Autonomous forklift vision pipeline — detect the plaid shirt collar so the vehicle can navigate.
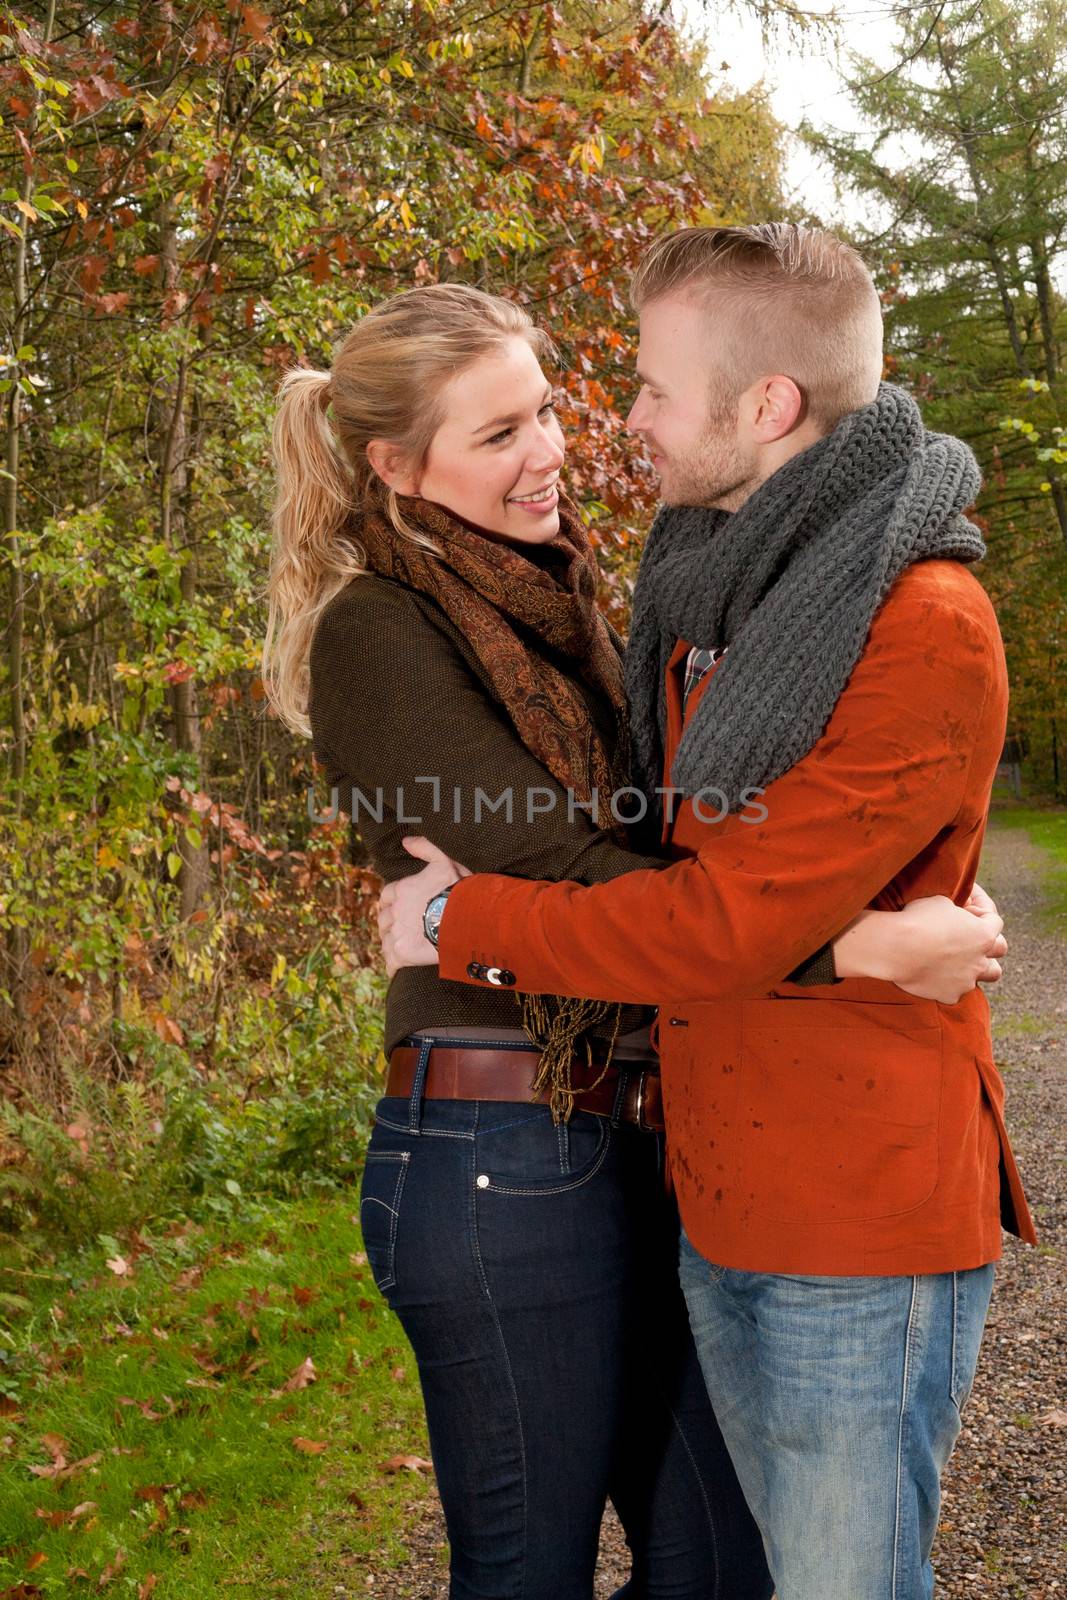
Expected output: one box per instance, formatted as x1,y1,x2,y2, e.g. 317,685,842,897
682,644,727,716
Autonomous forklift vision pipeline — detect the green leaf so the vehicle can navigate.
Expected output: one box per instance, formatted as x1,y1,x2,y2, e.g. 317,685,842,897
167,851,182,879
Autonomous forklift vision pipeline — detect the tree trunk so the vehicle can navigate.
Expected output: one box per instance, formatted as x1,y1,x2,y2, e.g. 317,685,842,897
3,0,57,1060
158,190,209,921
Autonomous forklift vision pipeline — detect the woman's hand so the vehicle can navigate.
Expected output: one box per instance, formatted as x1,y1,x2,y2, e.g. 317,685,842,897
377,836,472,979
833,883,1007,1004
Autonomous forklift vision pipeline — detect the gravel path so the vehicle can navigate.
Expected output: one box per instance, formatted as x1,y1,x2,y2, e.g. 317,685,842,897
363,816,1066,1597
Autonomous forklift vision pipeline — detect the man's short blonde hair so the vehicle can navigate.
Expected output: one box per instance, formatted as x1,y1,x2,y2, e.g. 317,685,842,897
630,224,884,430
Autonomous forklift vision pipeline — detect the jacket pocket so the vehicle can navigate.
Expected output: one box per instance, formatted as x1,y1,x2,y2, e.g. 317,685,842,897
359,1150,410,1294
736,997,943,1225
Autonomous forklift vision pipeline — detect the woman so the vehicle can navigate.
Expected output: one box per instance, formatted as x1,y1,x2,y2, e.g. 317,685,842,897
262,284,1004,1600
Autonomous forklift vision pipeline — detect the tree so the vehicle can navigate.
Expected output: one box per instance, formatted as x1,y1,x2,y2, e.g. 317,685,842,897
803,0,1067,793
0,0,788,1071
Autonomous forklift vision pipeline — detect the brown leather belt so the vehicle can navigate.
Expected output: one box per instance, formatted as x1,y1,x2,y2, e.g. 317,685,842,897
386,1041,664,1132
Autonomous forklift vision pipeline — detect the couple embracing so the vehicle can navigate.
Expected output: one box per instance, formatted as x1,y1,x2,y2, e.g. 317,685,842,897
264,224,1035,1600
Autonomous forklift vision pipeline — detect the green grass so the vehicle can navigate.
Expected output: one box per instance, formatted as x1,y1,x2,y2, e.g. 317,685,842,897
0,1192,436,1596
990,804,1067,929
994,1011,1049,1039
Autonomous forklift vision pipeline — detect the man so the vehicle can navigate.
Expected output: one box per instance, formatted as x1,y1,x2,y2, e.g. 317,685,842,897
377,225,1036,1598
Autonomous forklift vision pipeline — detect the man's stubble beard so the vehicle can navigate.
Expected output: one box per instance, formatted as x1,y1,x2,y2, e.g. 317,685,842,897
659,396,759,511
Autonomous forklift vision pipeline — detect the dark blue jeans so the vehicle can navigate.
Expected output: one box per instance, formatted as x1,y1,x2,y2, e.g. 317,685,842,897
359,1036,772,1600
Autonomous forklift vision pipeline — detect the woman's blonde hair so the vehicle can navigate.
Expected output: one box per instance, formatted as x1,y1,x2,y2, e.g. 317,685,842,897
262,283,558,736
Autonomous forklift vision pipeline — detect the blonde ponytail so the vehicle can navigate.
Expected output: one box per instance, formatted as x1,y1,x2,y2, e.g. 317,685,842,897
262,367,368,738
262,283,558,736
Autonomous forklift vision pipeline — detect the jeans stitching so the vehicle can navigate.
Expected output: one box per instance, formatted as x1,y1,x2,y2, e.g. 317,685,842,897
663,1395,723,1599
892,1275,921,1600
407,1036,434,1134
477,1110,553,1136
360,1151,410,1293
403,1033,542,1053
374,1114,474,1140
467,1121,528,1598
950,1271,960,1412
482,1122,612,1196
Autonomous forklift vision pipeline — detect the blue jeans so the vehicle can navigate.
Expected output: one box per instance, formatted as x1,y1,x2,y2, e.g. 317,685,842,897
359,1037,773,1600
678,1229,995,1600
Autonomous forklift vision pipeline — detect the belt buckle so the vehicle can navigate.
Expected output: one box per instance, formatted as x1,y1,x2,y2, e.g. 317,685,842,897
634,1070,650,1132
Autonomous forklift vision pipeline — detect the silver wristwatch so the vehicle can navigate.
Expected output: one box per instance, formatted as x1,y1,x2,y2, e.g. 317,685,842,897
423,884,456,948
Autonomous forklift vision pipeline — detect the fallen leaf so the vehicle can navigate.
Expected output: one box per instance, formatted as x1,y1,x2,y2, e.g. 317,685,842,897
292,1436,328,1454
29,1449,103,1482
116,1395,173,1421
134,1485,171,1528
271,1356,317,1396
105,1256,131,1277
98,1548,126,1585
377,1454,433,1475
1038,1407,1067,1426
32,1500,97,1528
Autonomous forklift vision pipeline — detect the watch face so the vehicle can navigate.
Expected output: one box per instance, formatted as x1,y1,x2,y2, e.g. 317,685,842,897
424,893,448,944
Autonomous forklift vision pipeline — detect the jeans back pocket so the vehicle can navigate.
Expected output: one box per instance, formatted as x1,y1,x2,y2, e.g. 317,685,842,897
359,1150,410,1294
475,1106,612,1196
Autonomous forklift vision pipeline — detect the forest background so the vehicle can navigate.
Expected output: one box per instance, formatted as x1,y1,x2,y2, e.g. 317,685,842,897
3,0,1066,1288
0,1,1065,1585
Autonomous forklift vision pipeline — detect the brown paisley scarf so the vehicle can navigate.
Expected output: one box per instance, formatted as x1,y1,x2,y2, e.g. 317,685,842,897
355,478,632,1120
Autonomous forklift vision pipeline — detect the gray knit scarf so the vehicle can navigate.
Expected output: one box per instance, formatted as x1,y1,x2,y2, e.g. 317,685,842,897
624,382,987,826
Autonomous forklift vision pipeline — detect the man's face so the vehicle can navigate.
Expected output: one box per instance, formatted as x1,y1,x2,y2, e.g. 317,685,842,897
626,291,759,510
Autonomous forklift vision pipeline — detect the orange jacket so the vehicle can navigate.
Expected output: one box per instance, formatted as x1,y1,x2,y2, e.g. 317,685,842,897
437,560,1036,1274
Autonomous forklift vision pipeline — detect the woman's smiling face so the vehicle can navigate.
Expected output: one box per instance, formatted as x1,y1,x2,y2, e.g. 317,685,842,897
408,337,566,543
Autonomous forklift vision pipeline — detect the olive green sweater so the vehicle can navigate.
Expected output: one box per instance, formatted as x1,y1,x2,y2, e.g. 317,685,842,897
308,570,834,1059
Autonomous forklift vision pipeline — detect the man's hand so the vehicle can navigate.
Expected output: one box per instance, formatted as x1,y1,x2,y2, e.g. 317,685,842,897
893,887,1007,1002
377,836,472,979
836,883,1007,1004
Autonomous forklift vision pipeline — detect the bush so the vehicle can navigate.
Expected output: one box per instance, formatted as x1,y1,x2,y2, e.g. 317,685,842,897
0,961,386,1272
